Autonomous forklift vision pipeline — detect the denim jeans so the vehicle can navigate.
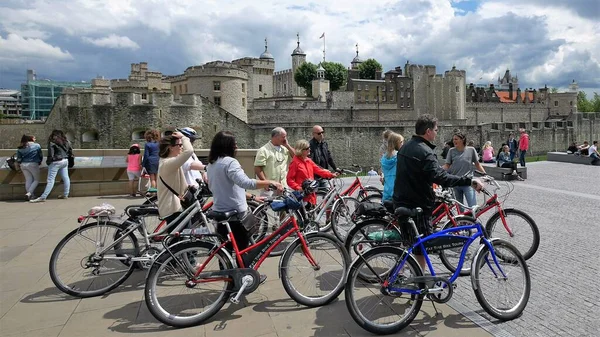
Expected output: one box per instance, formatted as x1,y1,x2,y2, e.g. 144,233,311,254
519,150,527,167
453,185,477,211
40,159,70,199
20,162,40,195
509,151,516,161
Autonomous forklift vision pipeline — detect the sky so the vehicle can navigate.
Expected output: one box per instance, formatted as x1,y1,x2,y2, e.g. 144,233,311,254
0,0,598,96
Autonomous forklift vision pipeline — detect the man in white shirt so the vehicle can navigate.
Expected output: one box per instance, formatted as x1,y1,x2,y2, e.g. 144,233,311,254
254,127,295,197
589,141,599,163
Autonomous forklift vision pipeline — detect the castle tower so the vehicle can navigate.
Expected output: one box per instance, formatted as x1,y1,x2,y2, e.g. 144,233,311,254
568,79,579,93
312,63,330,101
291,33,307,96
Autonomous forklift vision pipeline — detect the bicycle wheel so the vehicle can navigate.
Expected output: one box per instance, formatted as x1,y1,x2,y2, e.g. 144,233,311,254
49,221,139,297
280,232,349,307
345,246,423,335
438,215,478,276
145,240,234,328
252,203,303,256
485,208,539,260
471,239,530,321
331,196,361,242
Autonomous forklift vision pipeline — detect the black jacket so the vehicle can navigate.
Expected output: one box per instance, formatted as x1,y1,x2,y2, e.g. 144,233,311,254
47,141,72,165
309,138,337,177
393,136,472,215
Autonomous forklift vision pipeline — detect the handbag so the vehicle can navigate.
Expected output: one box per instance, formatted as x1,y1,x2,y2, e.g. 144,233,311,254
6,153,20,171
67,145,75,168
160,176,195,209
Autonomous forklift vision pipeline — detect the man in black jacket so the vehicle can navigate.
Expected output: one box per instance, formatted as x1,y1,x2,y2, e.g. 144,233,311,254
309,125,338,187
393,114,483,268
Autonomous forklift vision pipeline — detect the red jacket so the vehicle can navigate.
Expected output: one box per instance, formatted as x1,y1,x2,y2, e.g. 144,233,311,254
287,156,335,204
519,133,529,151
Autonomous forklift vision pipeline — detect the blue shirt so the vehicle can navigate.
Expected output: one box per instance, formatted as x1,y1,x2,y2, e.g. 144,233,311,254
207,157,257,213
380,151,398,201
17,142,43,164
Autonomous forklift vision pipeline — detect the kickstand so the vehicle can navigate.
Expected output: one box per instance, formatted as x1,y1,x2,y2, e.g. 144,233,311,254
428,296,440,316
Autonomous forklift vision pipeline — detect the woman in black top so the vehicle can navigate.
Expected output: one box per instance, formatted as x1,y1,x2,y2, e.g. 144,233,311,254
30,130,73,202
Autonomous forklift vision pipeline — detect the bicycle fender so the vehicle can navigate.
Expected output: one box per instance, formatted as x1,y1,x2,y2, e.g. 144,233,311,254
470,237,514,290
277,232,332,279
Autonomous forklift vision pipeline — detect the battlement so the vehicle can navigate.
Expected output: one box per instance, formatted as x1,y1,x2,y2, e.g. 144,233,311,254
232,57,275,68
110,79,148,89
183,62,248,79
274,69,293,75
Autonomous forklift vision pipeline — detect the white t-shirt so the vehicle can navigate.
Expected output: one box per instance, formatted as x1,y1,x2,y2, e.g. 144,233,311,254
589,145,598,157
182,154,204,187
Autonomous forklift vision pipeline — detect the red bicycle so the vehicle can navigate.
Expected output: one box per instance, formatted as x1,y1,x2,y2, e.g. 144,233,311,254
144,188,350,328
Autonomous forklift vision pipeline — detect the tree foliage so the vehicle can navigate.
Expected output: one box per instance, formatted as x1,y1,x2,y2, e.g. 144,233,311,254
294,62,318,96
550,87,559,93
321,61,347,91
577,91,600,112
358,59,383,80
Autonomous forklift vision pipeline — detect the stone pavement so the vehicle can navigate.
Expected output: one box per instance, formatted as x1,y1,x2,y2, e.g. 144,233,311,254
0,190,490,337
0,161,598,336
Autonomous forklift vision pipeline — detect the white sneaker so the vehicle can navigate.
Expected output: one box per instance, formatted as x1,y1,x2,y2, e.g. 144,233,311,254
30,197,45,203
58,195,68,199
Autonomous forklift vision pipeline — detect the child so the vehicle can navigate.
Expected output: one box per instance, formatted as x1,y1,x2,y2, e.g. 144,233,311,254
126,144,142,197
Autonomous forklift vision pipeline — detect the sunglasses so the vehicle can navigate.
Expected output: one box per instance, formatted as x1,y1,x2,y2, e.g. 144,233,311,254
316,131,324,135
172,143,183,147
302,147,310,151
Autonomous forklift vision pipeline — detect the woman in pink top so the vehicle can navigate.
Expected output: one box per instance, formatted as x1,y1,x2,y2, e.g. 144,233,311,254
126,144,142,197
481,141,495,163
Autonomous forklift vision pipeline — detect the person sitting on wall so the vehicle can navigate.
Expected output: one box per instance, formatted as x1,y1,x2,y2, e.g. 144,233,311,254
577,141,590,156
588,141,600,164
567,142,578,154
498,145,524,181
481,141,495,164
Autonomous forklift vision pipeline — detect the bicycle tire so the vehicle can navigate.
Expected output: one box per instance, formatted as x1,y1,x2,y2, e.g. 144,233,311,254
345,246,424,335
145,240,235,328
49,221,139,298
471,239,530,320
330,196,361,242
437,215,478,276
280,232,349,307
344,217,394,260
485,208,539,260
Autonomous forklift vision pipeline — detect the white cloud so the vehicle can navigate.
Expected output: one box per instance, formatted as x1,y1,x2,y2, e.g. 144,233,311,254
83,34,140,50
0,33,73,61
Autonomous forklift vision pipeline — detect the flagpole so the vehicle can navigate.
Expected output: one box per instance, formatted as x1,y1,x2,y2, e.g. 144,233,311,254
323,34,326,62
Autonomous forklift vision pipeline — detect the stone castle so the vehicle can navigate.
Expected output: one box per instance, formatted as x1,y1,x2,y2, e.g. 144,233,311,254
1,35,598,169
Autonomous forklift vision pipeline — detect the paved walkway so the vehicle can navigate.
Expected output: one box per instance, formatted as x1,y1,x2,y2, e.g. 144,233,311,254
1,161,598,336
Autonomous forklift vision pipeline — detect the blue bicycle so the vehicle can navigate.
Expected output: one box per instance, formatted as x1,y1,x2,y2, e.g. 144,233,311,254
344,207,531,335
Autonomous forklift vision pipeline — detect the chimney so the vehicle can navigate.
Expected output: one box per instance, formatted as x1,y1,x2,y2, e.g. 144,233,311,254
516,87,522,103
524,89,530,104
509,83,514,101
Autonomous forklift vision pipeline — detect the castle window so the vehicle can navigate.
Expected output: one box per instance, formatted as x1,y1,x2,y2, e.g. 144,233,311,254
554,101,558,107
407,103,410,108
365,84,369,91
472,92,476,97
184,84,188,93
242,83,246,93
400,92,404,98
141,93,147,100
365,95,369,102
283,83,287,91
179,85,182,94
259,84,263,92
357,94,362,101
400,103,404,108
400,82,403,88
82,130,99,142
390,95,394,102
408,82,411,87
357,84,361,91
242,98,246,107
407,92,411,98
382,96,386,102
173,86,177,95
383,85,386,91
213,81,221,91
390,85,394,91
214,97,221,106
456,86,459,92
570,101,573,106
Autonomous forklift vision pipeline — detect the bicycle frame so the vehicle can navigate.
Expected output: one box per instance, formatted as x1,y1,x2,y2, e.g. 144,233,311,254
189,210,318,282
380,222,507,295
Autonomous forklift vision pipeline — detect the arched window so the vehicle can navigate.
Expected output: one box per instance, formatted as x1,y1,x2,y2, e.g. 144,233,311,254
131,130,146,140
82,130,99,142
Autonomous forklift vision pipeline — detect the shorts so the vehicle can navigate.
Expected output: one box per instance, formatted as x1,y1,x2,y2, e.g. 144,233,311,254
398,214,432,255
127,170,141,180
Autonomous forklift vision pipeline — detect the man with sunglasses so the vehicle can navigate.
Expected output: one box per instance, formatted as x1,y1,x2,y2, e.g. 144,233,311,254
254,127,295,196
309,125,339,188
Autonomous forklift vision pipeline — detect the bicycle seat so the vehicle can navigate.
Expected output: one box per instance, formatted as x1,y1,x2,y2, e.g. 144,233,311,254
206,210,239,222
394,207,422,218
383,200,395,213
127,207,159,217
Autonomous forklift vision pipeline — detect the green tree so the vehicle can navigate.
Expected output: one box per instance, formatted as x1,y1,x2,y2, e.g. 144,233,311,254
577,91,592,112
321,61,347,91
294,62,318,96
550,87,559,93
358,58,383,80
590,93,600,112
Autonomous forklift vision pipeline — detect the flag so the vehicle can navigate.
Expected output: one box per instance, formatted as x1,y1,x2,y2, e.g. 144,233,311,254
319,32,325,39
